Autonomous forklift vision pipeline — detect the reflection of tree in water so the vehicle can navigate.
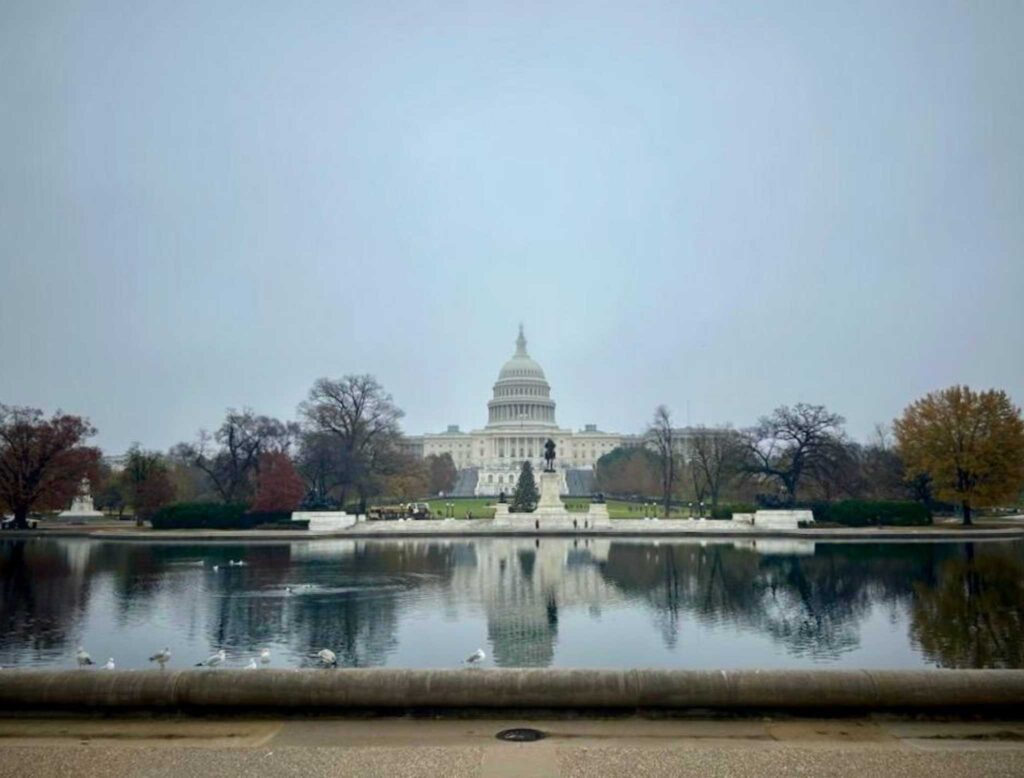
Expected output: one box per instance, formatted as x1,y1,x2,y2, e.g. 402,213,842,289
277,542,462,667
0,540,88,660
911,543,1024,668
600,542,958,660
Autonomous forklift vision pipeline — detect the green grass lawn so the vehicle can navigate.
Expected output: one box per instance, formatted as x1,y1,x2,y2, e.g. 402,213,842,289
604,500,693,519
412,496,699,520
421,497,496,519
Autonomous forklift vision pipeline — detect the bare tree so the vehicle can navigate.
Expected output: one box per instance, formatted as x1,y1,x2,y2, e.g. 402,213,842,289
176,409,297,503
299,375,404,509
647,405,677,518
688,426,744,514
742,403,846,505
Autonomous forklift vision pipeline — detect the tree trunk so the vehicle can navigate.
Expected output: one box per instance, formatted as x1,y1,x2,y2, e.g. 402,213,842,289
962,500,972,526
12,506,29,530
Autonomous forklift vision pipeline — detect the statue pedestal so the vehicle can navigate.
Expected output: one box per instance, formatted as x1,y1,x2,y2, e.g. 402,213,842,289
535,471,564,516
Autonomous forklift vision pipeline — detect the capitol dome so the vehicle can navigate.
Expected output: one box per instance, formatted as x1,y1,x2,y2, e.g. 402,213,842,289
487,326,557,428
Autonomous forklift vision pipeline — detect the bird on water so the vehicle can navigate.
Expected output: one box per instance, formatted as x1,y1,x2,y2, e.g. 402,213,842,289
465,648,486,665
149,647,171,666
196,649,227,667
317,649,337,667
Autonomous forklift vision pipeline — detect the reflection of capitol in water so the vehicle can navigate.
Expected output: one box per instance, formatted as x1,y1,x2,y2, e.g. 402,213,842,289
450,538,618,667
290,538,623,667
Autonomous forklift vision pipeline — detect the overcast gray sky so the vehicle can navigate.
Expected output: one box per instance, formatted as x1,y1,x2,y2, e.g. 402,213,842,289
1,0,1021,454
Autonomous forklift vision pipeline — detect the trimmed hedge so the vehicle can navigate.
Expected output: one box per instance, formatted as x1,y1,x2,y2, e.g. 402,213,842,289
711,503,756,519
805,500,932,527
150,503,296,530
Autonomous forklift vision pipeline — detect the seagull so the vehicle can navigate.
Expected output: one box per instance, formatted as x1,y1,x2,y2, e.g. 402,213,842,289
284,587,293,595
104,658,115,670
465,648,486,665
76,647,94,667
259,648,271,665
317,648,337,667
195,649,227,667
245,658,258,670
212,564,219,572
149,647,171,667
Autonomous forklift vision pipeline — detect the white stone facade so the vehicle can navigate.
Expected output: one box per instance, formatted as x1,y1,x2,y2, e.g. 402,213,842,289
406,327,624,495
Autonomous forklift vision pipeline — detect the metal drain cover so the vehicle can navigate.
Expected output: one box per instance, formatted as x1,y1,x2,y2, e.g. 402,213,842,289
495,728,546,742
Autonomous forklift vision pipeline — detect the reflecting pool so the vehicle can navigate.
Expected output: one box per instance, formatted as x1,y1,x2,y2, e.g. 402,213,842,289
1,537,1022,670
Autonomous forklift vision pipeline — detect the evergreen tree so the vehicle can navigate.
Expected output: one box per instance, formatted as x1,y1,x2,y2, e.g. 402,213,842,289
512,460,539,513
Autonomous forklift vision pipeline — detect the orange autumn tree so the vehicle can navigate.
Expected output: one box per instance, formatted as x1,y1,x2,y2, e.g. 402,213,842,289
252,451,305,513
894,386,1024,525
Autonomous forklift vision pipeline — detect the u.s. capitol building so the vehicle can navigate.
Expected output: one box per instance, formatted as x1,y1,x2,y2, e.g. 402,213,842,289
401,327,628,496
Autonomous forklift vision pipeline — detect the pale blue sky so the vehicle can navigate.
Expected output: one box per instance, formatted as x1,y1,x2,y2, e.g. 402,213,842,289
1,0,1021,453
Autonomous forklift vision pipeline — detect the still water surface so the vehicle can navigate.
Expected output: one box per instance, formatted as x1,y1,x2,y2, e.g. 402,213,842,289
1,537,1022,671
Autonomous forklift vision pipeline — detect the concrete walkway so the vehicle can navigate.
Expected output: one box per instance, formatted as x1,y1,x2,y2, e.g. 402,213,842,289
1,716,1022,777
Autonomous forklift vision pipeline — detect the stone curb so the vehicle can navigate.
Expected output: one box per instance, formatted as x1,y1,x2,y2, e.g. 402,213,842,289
4,526,1024,542
0,670,1021,711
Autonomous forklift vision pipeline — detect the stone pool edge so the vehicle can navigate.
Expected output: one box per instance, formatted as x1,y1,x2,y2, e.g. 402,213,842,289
4,523,1024,543
0,669,1021,713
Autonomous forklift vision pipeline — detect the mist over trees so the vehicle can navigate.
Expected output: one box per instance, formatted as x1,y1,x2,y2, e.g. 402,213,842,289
6,379,1022,520
596,392,1024,514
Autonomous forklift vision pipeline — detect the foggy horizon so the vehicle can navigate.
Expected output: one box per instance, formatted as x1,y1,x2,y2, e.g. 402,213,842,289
2,0,1022,454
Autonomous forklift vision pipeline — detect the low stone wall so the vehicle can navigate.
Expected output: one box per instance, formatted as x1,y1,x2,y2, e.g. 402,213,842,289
0,669,1021,713
291,512,359,532
753,510,815,530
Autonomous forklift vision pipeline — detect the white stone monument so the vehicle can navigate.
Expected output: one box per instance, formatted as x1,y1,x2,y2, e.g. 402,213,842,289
58,479,104,518
534,471,565,516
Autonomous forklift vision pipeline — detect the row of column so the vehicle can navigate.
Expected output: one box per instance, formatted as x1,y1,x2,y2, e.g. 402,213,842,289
493,436,550,459
490,404,554,423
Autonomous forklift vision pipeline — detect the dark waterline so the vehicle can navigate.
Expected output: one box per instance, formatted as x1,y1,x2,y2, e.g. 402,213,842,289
1,537,1022,671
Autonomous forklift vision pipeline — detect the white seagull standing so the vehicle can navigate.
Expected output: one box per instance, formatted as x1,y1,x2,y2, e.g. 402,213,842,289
195,649,227,668
149,647,171,667
76,647,94,667
317,649,337,667
259,648,271,665
465,648,486,665
104,658,115,670
245,658,258,670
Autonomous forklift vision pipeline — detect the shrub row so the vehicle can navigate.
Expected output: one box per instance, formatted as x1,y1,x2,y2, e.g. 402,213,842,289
804,500,932,527
150,502,296,530
711,504,756,519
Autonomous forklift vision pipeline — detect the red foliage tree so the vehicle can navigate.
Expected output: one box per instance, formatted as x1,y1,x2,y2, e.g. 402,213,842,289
0,406,100,528
252,452,305,513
